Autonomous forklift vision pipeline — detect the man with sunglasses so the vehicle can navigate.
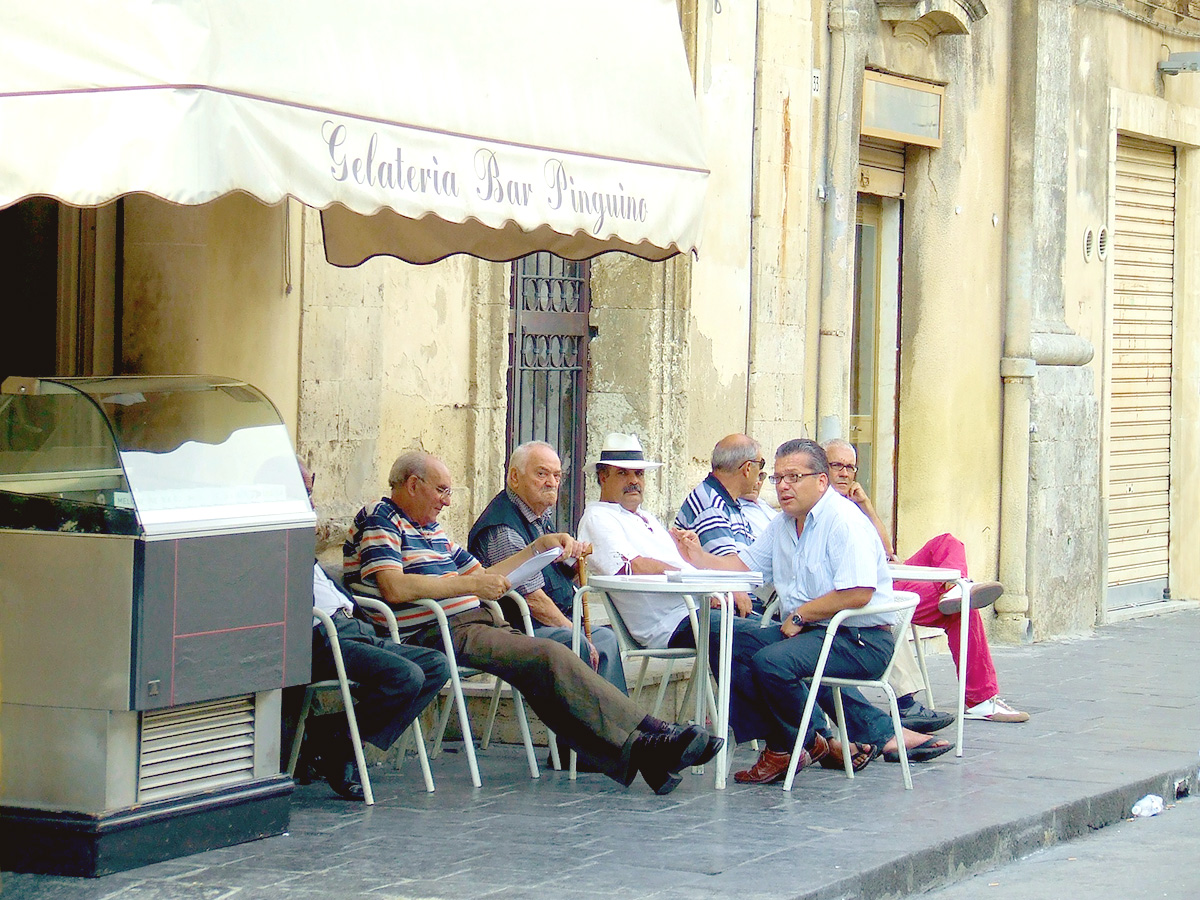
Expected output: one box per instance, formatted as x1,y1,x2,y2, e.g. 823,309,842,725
674,434,766,617
675,438,953,785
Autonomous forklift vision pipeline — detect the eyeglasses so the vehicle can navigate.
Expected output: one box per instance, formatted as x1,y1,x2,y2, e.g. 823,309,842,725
418,475,453,499
829,462,858,474
744,457,766,470
755,470,767,482
769,472,821,485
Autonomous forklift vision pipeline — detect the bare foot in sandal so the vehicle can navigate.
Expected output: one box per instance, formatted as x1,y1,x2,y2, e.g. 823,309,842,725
821,737,882,772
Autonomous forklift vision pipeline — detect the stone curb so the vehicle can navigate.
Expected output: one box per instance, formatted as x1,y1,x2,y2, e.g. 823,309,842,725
805,764,1198,900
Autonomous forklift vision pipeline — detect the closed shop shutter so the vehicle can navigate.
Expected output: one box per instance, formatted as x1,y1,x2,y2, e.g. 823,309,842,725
1107,136,1175,608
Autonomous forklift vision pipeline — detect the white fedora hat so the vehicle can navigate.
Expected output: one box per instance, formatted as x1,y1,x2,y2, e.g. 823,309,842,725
590,433,662,471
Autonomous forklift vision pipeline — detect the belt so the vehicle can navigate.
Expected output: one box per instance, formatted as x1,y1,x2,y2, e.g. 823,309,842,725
332,607,354,620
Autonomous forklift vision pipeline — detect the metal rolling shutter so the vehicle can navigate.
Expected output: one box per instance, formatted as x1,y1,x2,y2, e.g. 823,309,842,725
1107,136,1175,607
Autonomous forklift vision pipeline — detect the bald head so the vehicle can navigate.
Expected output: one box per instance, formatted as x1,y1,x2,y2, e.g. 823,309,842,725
708,433,764,498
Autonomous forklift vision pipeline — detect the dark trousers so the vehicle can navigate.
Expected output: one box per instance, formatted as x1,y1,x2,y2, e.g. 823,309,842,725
311,615,451,752
727,623,895,752
412,609,645,781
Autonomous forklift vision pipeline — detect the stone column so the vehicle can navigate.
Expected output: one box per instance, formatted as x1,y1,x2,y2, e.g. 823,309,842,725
999,0,1101,641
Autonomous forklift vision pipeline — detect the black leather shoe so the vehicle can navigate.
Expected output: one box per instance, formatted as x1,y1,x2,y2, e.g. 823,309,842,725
663,723,724,766
632,725,711,794
326,759,365,801
900,701,955,734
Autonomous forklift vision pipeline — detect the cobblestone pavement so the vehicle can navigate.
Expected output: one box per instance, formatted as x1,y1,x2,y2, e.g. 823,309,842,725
6,607,1199,900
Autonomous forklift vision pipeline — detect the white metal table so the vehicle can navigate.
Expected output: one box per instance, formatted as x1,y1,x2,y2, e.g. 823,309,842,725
888,563,974,757
573,572,762,789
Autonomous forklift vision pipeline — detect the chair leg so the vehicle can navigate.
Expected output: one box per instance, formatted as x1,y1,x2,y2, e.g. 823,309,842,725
650,659,675,720
783,681,826,792
480,677,504,750
286,686,317,776
444,666,483,788
831,687,853,780
882,684,913,790
910,623,935,710
325,646,375,805
430,690,454,759
511,689,541,779
631,657,651,706
547,729,561,771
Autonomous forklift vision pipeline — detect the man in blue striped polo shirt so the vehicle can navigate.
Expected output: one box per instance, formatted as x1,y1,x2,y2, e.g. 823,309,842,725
675,433,765,617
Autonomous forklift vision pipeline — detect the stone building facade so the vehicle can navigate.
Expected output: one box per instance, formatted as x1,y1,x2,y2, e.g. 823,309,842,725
8,0,1200,642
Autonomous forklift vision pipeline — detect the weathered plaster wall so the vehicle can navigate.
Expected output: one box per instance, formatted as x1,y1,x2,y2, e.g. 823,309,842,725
683,0,757,489
748,0,815,492
295,207,509,548
121,195,302,436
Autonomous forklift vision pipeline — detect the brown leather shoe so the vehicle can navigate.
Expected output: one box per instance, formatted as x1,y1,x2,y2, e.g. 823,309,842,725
734,748,792,784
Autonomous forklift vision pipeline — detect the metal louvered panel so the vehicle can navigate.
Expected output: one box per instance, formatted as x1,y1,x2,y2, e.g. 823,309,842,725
1107,136,1175,603
138,696,255,803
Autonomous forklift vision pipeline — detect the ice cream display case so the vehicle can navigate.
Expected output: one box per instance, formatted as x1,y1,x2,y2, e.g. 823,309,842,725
0,375,315,876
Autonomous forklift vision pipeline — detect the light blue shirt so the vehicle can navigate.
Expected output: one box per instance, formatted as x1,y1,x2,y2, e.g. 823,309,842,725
737,487,895,627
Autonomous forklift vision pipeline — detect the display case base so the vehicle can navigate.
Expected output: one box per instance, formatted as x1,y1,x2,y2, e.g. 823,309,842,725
0,775,293,877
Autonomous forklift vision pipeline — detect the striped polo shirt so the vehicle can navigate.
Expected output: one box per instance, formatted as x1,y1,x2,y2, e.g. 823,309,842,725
344,496,482,632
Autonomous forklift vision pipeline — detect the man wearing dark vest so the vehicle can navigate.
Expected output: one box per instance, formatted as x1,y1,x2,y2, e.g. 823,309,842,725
469,441,627,694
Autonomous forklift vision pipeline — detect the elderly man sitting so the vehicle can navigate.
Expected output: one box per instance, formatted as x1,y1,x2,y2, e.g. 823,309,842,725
343,449,720,794
469,440,626,691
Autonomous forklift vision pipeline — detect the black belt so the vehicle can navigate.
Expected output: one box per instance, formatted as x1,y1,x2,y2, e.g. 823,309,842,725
332,607,354,620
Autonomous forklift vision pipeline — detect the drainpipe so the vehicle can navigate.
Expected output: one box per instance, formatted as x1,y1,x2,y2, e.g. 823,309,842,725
815,2,862,442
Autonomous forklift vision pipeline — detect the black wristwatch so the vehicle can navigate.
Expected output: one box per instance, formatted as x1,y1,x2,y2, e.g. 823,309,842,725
790,612,804,627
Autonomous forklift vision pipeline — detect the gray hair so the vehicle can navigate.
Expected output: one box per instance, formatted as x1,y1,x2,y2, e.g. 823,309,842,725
775,438,829,475
388,450,432,488
821,438,855,457
711,435,761,472
509,440,556,472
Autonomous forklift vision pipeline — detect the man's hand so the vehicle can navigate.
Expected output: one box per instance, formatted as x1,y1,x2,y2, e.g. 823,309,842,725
708,591,753,617
586,639,600,671
780,606,805,638
459,572,511,601
847,481,870,505
669,527,702,561
534,533,590,561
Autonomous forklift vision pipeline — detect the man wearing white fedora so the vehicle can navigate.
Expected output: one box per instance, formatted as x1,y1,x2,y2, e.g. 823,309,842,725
578,434,761,652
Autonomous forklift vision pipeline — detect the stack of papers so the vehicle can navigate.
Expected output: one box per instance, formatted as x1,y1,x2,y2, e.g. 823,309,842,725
667,569,764,587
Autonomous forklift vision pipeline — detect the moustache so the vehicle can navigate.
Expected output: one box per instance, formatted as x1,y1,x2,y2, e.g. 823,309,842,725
623,485,641,493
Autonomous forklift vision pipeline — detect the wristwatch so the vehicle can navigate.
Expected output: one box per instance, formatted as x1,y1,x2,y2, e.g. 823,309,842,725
790,612,804,627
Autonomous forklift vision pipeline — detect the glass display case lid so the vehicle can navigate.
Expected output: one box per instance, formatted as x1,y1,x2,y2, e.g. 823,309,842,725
0,375,316,538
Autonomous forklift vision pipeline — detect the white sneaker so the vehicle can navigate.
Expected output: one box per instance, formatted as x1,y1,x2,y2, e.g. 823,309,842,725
964,696,1029,723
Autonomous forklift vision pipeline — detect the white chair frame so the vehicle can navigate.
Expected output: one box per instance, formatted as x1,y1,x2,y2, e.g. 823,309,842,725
286,605,435,802
570,584,718,772
399,594,545,786
782,592,921,792
478,591,562,772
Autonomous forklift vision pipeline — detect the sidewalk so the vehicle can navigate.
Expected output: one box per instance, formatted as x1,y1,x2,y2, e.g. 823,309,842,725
7,607,1200,900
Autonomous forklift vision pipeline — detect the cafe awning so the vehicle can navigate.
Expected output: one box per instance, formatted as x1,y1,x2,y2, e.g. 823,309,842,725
0,1,708,265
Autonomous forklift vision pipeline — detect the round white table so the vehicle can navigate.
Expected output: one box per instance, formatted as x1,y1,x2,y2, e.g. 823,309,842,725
573,572,763,789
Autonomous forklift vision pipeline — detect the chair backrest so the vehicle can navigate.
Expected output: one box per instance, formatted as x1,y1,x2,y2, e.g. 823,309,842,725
854,592,920,684
580,585,643,654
